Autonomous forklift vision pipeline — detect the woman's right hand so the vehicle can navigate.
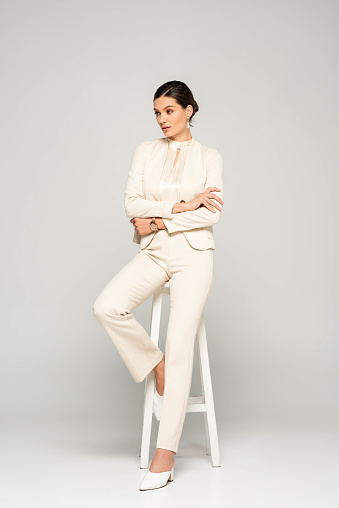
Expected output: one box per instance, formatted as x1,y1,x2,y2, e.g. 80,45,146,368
184,187,224,213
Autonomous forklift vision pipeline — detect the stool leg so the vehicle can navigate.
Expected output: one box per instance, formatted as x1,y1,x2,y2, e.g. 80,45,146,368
197,338,212,457
139,371,155,468
139,290,163,468
197,314,221,467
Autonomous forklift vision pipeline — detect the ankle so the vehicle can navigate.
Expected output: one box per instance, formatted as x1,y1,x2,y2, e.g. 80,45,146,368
153,355,165,396
156,448,175,458
153,354,165,374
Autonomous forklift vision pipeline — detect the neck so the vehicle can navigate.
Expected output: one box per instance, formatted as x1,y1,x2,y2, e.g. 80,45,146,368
168,130,192,142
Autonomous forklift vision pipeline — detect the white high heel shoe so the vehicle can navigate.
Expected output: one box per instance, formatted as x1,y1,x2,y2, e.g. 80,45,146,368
153,386,163,421
139,466,174,491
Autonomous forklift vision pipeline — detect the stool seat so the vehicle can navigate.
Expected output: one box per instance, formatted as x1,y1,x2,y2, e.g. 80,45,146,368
139,281,221,468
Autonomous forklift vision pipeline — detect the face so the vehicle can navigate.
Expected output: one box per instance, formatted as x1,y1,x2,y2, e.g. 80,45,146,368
153,96,193,139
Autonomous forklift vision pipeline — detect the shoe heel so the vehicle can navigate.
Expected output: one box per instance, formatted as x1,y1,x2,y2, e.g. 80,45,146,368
168,467,174,481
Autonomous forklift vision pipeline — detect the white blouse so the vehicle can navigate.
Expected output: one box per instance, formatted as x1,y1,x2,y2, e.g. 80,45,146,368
158,137,192,204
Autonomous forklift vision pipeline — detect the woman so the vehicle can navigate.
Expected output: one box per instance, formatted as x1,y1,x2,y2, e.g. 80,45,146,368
92,80,224,491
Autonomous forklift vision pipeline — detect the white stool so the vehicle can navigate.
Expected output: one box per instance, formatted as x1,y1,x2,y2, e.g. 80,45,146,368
139,281,221,468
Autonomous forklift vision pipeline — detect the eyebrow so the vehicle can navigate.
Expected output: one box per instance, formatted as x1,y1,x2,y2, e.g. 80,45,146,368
153,104,175,111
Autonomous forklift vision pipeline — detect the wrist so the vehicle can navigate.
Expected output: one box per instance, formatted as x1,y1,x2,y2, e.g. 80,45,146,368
149,217,159,232
172,201,188,214
155,218,165,230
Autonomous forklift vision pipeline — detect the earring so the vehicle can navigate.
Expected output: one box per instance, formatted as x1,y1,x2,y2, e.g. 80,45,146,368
187,116,190,128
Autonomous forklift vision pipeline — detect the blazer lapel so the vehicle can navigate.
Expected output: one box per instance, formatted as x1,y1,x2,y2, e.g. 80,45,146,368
178,137,206,202
143,138,168,200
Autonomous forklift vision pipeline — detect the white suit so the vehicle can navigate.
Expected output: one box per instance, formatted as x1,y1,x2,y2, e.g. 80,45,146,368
93,136,223,454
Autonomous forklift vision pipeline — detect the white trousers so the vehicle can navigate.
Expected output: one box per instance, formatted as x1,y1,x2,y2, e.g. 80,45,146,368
92,229,214,454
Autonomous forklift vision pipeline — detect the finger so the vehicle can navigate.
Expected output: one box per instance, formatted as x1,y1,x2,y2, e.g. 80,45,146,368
201,200,217,212
209,199,222,211
205,198,222,211
209,193,224,205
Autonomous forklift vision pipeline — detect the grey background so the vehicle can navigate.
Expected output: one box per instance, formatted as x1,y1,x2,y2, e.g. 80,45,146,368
1,0,338,506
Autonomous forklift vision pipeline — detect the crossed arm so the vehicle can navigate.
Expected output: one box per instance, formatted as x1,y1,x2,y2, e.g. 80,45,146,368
124,141,224,234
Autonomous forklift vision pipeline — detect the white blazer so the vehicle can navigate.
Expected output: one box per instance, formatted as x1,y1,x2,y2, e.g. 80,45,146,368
124,136,223,251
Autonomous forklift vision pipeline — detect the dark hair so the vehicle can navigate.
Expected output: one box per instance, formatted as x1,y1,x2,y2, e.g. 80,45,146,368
153,80,199,127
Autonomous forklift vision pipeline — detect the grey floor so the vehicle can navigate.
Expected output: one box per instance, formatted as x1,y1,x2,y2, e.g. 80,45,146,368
1,416,338,508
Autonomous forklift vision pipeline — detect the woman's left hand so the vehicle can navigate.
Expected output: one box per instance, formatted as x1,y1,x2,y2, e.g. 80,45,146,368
130,217,154,235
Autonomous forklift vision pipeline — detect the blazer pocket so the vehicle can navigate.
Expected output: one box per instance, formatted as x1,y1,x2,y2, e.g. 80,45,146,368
183,230,215,251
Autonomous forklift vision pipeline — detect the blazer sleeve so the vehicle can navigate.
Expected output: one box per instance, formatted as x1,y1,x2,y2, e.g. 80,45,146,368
162,148,224,233
124,141,177,219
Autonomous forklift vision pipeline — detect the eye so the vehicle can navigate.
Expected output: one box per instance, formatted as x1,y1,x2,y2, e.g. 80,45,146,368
154,110,173,115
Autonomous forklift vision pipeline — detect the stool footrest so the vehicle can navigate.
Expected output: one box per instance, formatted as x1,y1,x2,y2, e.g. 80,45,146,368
188,395,203,404
186,403,207,412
